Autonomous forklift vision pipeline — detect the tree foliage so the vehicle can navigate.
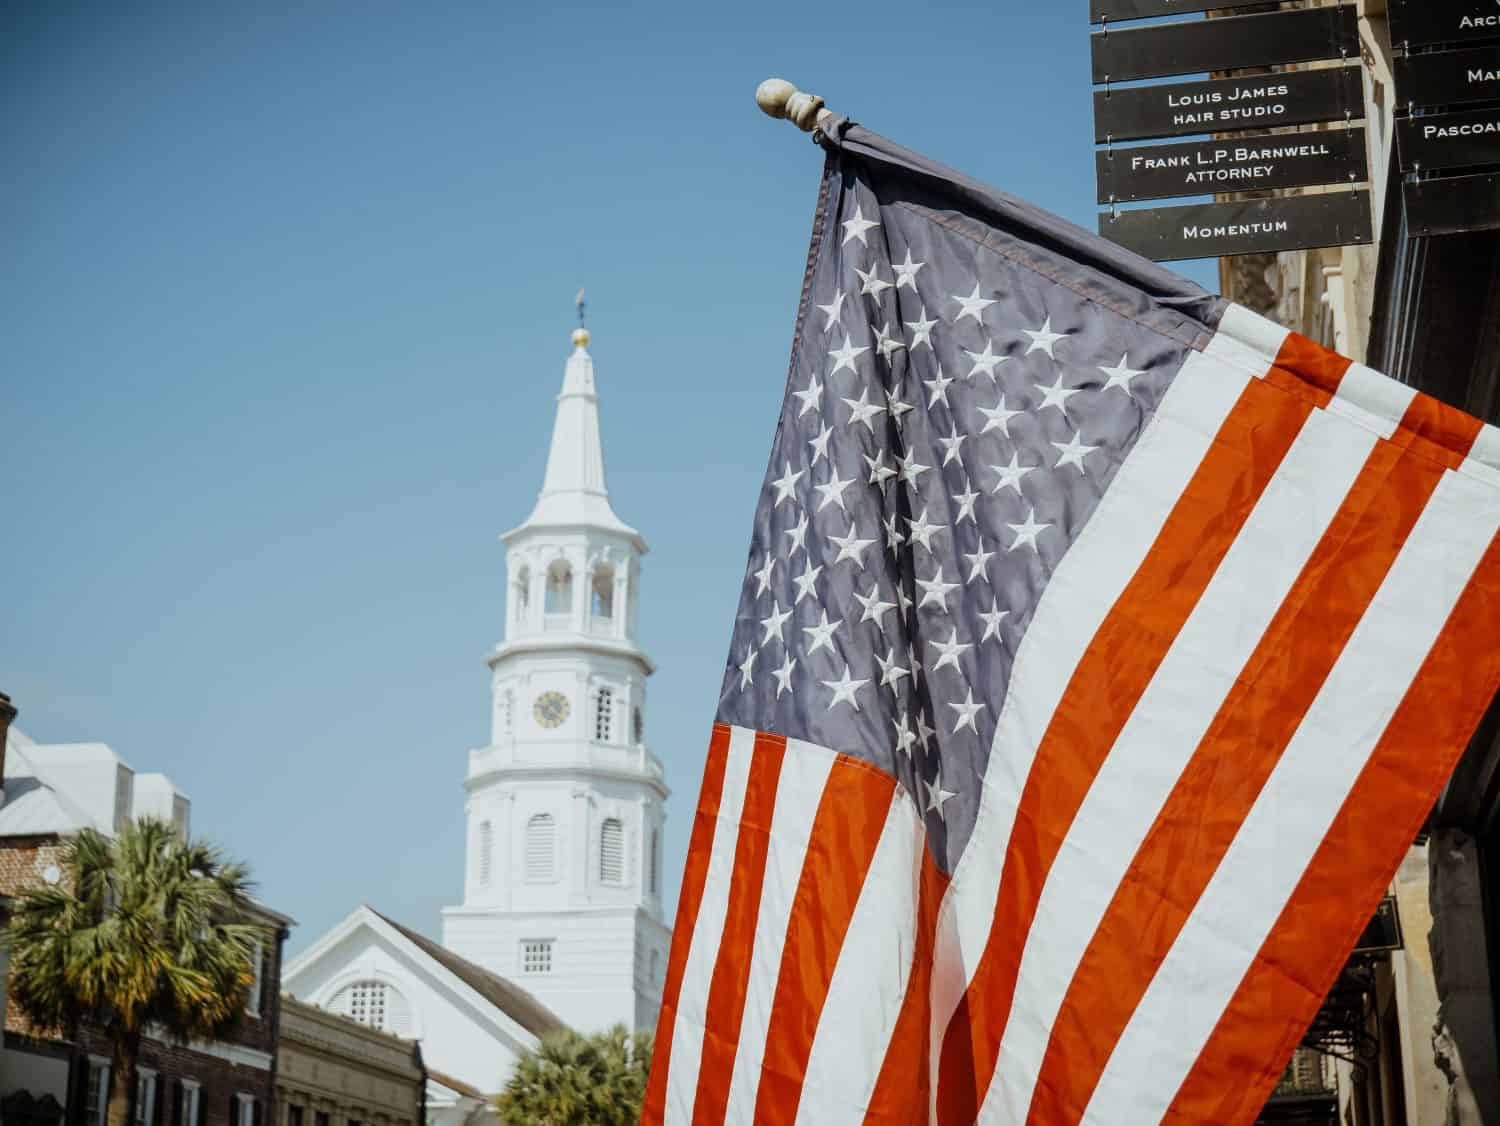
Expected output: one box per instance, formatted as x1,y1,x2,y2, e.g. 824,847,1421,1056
494,1024,653,1126
8,818,266,1126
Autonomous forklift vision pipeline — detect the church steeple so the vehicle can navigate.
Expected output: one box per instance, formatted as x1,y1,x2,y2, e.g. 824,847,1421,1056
515,299,640,541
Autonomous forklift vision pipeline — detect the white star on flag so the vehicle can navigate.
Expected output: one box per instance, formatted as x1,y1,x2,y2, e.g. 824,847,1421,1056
802,610,840,655
1053,429,1099,474
770,461,803,506
924,772,958,817
792,374,822,417
876,647,912,689
814,468,854,513
791,561,821,604
843,388,888,432
893,248,925,290
1100,353,1147,396
822,664,869,711
916,565,959,609
929,629,972,673
1036,372,1080,415
829,333,868,376
784,511,809,556
759,601,791,646
952,283,995,324
829,524,875,566
964,341,1005,383
1007,508,1051,552
906,306,938,349
1024,315,1067,357
990,452,1035,496
816,290,845,331
856,264,893,300
978,394,1021,437
840,204,880,246
771,653,797,698
925,365,954,407
854,584,897,627
949,688,984,734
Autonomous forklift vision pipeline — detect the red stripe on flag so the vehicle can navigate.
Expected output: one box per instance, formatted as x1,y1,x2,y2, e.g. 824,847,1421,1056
935,361,1328,1124
691,731,789,1125
750,757,897,1125
1393,389,1487,468
1162,527,1500,1125
862,851,949,1125
642,724,734,1125
1025,437,1445,1124
1267,331,1348,404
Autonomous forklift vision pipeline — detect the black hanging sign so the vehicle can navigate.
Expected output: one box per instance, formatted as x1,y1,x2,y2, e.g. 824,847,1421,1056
1390,1,1500,50
1091,7,1359,83
1397,106,1500,171
1352,896,1404,955
1100,191,1373,261
1098,128,1367,203
1404,172,1500,235
1094,66,1364,144
1089,0,1267,23
1395,45,1500,109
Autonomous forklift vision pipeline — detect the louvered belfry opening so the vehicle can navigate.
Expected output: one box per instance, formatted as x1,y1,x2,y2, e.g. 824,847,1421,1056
600,817,624,884
525,813,555,881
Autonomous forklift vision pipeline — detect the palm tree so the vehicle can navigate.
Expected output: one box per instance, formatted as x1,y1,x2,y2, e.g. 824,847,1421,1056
494,1024,652,1126
7,818,267,1126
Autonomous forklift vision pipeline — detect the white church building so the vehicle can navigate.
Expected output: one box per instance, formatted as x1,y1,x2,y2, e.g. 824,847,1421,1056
284,323,672,1109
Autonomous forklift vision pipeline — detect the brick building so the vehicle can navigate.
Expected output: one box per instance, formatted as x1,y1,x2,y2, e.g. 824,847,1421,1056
0,719,294,1126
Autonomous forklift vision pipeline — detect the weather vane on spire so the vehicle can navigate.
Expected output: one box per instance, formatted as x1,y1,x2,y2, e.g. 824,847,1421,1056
572,288,590,347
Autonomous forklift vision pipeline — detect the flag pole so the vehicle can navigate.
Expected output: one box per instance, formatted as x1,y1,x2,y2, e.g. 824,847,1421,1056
755,78,832,133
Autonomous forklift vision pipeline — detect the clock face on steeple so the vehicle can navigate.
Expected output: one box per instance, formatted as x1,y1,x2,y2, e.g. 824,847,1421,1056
533,691,570,729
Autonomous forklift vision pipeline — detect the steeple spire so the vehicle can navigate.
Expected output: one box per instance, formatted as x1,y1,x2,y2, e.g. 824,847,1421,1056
512,302,640,542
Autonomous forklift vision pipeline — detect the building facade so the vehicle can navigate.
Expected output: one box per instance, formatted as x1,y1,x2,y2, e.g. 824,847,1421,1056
0,719,293,1126
1213,3,1500,1122
274,997,424,1126
439,325,671,1034
282,904,563,1126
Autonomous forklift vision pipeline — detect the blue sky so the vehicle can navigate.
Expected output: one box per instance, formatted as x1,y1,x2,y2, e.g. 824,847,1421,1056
2,0,1216,951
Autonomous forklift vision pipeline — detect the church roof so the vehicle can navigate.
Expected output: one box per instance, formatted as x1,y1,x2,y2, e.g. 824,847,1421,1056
369,909,566,1038
508,331,644,547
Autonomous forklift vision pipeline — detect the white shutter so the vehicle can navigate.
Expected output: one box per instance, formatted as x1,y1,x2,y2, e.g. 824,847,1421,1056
600,818,624,884
525,814,556,881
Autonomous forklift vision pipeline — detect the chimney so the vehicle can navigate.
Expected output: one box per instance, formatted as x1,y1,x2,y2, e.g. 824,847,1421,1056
0,692,13,801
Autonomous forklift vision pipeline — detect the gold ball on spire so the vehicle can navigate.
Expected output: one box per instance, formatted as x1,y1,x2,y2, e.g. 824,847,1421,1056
572,327,591,347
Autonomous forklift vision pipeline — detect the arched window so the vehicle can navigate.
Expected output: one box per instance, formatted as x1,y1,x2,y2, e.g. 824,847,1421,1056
591,566,615,622
478,820,493,886
512,566,530,625
329,979,413,1037
525,813,556,881
600,817,624,884
633,706,644,744
649,828,660,895
545,561,573,615
594,686,613,742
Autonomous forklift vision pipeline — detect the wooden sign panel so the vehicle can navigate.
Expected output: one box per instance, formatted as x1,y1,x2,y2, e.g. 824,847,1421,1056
1098,128,1367,203
1397,107,1500,171
1091,7,1359,83
1404,172,1500,236
1390,1,1500,50
1094,66,1364,143
1089,0,1267,24
1396,45,1500,109
1100,192,1373,261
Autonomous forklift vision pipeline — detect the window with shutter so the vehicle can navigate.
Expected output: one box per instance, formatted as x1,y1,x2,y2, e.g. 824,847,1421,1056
600,817,624,884
133,1072,156,1126
524,813,555,881
85,1062,109,1126
594,687,613,742
478,821,493,886
328,979,412,1035
246,938,264,1016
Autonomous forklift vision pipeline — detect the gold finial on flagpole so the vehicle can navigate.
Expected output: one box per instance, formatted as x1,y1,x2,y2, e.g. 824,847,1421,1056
756,78,830,133
572,288,590,348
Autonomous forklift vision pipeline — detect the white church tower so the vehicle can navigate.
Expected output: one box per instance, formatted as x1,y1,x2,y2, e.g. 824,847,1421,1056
441,317,672,1034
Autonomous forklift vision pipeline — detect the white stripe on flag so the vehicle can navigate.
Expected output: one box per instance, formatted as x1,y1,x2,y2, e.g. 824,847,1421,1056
927,332,1259,1109
1213,304,1291,377
723,740,837,1125
663,726,757,1125
1081,466,1500,1126
977,407,1376,1125
794,791,924,1126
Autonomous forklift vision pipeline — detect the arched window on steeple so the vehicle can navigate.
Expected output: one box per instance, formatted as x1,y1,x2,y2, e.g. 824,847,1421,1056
594,687,613,742
545,561,573,626
591,565,615,631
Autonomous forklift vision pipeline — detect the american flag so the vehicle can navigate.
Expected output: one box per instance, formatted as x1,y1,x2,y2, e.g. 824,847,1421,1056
643,117,1500,1125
